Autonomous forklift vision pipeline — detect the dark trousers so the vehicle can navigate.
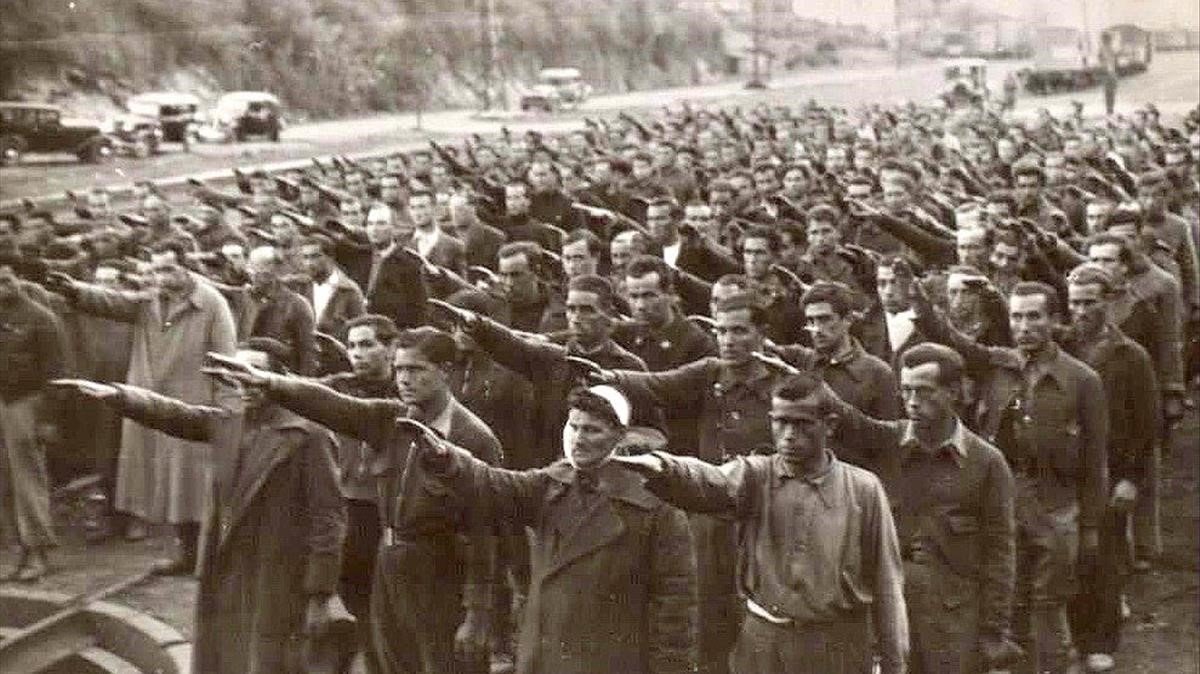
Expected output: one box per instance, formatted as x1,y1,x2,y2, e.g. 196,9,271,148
691,513,742,674
368,533,486,674
339,499,381,634
1014,485,1079,674
905,559,981,673
1069,505,1128,655
731,608,872,674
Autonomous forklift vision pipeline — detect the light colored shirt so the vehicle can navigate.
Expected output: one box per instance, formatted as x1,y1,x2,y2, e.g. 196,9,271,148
663,240,682,267
312,269,340,322
414,226,440,259
885,309,916,351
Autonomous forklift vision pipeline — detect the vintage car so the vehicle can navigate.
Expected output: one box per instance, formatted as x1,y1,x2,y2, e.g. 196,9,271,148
0,102,113,165
126,92,201,142
103,112,164,157
208,91,284,142
519,67,592,113
940,58,989,108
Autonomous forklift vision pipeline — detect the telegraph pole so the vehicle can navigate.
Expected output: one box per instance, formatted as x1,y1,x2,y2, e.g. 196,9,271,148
479,0,495,110
747,0,766,88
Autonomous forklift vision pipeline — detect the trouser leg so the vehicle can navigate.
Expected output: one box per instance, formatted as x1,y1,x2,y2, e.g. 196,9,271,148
1017,494,1080,674
905,560,981,674
177,522,200,564
732,610,871,674
369,535,473,674
1068,506,1125,656
0,396,58,549
340,499,381,654
691,513,741,674
1133,444,1161,561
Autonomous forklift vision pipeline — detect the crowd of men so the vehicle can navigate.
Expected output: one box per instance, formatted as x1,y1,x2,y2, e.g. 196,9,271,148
1,95,1198,674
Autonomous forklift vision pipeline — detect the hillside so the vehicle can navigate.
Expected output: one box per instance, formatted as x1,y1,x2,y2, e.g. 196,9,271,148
0,0,726,119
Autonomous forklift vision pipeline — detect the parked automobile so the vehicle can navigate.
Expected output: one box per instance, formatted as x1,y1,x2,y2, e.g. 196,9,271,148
0,102,113,166
209,91,284,142
104,112,163,158
519,67,592,113
125,92,201,142
940,58,989,108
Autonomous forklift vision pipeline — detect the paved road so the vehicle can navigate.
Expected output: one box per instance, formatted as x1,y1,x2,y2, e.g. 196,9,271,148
4,51,1196,203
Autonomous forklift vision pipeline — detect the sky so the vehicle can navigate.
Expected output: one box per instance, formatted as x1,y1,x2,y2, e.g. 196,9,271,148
790,0,1200,32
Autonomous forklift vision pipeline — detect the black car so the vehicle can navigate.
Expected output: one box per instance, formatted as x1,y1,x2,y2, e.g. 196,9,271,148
0,102,113,165
106,112,164,157
126,92,201,142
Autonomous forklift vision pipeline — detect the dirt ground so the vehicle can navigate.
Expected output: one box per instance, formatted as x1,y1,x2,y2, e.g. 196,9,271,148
2,401,1197,672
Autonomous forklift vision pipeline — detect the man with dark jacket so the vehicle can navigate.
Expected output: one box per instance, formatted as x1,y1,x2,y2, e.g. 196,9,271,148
205,328,501,674
1062,264,1160,672
54,343,347,674
818,343,1019,673
414,385,698,674
0,259,69,581
224,245,317,374
297,235,366,342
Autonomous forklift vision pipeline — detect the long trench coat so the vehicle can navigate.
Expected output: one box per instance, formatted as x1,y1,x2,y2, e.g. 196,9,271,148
70,278,237,523
112,386,346,674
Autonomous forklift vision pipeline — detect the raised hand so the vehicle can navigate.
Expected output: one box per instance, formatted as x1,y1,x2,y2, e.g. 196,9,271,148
49,379,120,401
565,356,614,385
750,351,800,375
428,298,478,328
200,352,273,389
43,271,77,296
609,453,666,476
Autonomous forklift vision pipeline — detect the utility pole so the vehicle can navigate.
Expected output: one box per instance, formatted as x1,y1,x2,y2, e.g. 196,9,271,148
894,0,903,69
747,0,766,89
479,0,495,110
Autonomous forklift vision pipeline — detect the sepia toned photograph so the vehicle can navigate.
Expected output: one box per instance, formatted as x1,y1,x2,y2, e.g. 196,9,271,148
0,0,1197,672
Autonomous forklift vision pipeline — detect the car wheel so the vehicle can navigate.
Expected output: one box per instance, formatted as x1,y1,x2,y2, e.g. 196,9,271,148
0,135,22,166
235,127,247,143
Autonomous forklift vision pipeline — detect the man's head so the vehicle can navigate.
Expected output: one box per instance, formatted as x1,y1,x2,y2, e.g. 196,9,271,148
1012,165,1044,209
1067,263,1117,338
147,243,192,294
1084,199,1114,235
233,345,284,409
1136,172,1170,219
504,180,532,216
86,188,112,219
752,164,780,197
945,267,989,325
298,235,334,282
346,314,399,380
740,225,778,281
565,275,616,346
527,162,557,194
407,191,435,229
496,242,539,301
782,165,809,197
683,202,716,242
801,282,856,355
955,227,991,269
1086,232,1135,285
392,327,457,408
876,257,911,314
339,198,365,229
610,230,648,276
898,343,964,431
246,245,282,293
954,202,983,231
1009,281,1060,354
625,255,674,328
142,194,169,227
562,230,602,279
805,205,841,256
645,199,677,246
769,372,831,464
562,386,630,470
365,202,395,248
712,292,766,365
379,173,404,206
343,171,366,198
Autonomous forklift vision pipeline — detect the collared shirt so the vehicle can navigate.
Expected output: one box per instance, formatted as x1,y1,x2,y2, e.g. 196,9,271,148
885,309,916,351
662,239,682,267
413,226,440,259
312,268,340,321
898,418,968,466
649,451,908,666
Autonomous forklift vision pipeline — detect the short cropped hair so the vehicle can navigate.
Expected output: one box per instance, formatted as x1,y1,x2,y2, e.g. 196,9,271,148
567,274,616,312
800,281,856,317
345,314,400,345
711,290,768,328
394,326,458,366
567,386,625,428
1010,281,1061,317
625,255,674,291
899,343,965,388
